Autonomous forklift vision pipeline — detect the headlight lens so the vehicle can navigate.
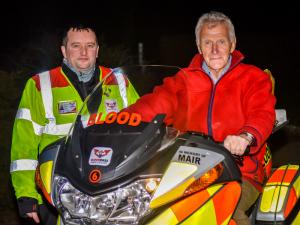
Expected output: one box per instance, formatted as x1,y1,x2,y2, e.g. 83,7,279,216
53,176,160,224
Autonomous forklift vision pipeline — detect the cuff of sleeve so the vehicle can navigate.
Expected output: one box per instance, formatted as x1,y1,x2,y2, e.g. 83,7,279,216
239,132,256,146
239,125,262,144
17,197,38,218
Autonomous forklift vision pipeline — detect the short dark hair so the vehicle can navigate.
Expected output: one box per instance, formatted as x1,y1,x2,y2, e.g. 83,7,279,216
61,23,98,46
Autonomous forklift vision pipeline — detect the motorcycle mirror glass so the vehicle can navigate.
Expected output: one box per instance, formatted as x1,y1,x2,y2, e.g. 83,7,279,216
273,109,288,133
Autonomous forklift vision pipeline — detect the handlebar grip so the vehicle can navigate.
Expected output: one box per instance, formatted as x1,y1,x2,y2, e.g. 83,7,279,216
244,146,250,155
217,141,251,166
219,142,250,155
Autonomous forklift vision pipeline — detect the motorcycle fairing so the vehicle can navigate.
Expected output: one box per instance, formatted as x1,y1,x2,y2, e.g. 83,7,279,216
150,133,241,209
148,181,241,225
256,164,300,224
150,146,225,208
36,138,65,205
54,114,168,195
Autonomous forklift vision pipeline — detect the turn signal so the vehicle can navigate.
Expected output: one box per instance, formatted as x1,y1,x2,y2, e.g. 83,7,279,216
184,163,224,196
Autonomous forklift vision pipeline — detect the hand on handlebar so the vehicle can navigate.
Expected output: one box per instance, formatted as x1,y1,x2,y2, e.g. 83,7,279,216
223,135,251,166
223,135,250,156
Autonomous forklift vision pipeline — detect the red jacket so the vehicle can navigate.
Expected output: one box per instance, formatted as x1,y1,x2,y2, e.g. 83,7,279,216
128,50,276,190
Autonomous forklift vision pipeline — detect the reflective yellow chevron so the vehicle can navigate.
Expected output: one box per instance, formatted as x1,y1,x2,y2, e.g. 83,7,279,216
40,161,53,194
147,208,179,225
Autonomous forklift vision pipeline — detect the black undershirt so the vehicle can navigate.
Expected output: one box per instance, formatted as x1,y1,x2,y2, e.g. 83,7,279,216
61,63,100,101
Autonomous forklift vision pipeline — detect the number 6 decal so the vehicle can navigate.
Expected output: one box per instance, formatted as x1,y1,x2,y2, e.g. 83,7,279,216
89,169,102,183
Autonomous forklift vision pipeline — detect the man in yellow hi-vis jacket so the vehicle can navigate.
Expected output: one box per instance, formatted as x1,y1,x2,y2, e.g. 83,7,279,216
10,24,139,225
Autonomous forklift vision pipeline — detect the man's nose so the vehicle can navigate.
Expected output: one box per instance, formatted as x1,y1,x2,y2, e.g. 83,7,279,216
81,46,88,55
212,43,218,54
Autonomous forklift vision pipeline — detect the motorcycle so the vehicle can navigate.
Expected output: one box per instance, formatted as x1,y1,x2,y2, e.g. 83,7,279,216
35,66,300,225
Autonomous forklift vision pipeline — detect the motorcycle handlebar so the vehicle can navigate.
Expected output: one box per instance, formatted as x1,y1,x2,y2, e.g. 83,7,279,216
220,143,250,166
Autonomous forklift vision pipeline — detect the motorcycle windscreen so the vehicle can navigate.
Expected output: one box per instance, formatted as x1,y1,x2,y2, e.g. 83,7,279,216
55,66,185,195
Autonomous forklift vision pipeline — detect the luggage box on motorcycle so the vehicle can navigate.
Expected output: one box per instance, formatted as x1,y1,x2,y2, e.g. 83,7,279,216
256,164,300,224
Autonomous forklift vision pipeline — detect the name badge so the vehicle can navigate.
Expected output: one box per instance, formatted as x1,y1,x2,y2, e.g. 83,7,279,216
58,101,77,114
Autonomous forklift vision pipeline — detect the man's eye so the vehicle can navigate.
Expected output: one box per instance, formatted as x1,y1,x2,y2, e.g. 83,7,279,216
87,44,96,48
71,44,80,48
218,40,226,44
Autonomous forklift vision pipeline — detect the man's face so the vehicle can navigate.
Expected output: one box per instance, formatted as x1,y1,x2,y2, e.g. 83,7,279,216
198,23,236,75
61,29,99,73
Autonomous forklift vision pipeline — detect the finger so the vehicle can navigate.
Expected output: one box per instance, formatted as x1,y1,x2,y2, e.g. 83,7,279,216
27,212,40,223
32,212,40,223
235,142,249,155
223,140,232,152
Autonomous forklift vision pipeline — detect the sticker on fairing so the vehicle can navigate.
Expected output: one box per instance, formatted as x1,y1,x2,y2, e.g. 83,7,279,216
105,99,119,113
58,101,77,114
89,147,113,166
89,169,102,183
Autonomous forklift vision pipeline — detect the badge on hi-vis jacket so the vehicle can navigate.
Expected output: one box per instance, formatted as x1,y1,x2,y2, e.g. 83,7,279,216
105,99,119,113
58,101,77,114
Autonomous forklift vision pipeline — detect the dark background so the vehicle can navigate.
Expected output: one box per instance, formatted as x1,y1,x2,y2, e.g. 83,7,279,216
0,1,299,224
1,2,299,114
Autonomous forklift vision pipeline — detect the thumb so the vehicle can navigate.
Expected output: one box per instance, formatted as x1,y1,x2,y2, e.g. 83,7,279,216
26,212,40,223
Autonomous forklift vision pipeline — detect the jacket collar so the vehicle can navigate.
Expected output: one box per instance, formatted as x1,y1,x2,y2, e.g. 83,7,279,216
61,63,100,100
188,50,245,71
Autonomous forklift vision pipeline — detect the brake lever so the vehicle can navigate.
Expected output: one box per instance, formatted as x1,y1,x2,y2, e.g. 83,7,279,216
232,154,244,166
218,141,250,166
215,140,250,166
232,146,250,166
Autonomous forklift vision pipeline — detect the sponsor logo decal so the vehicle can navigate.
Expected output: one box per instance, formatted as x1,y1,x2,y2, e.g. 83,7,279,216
105,99,119,113
89,169,102,183
89,147,113,166
58,101,77,114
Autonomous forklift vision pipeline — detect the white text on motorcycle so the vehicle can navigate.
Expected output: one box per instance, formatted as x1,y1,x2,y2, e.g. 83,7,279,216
87,112,142,126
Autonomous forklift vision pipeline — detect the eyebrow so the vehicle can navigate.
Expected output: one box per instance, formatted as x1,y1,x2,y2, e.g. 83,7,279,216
70,41,97,45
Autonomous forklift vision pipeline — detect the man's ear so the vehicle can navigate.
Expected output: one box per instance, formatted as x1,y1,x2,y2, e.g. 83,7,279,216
230,38,236,53
197,44,202,54
61,46,67,58
96,45,99,58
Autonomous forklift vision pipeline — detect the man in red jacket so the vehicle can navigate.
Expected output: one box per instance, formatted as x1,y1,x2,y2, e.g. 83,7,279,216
127,11,275,225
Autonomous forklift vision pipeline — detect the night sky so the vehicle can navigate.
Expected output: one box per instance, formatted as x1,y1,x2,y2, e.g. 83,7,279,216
1,1,300,123
1,2,298,50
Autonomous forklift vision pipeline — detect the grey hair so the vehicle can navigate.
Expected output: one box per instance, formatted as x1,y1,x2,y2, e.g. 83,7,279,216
195,11,236,46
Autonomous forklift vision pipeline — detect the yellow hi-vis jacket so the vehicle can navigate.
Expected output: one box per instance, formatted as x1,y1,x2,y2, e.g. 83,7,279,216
10,65,139,204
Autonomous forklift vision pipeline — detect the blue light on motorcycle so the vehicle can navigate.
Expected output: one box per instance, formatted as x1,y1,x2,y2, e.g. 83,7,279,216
52,175,161,224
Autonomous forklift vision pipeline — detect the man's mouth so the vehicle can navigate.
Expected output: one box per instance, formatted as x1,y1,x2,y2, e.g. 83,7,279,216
78,58,88,61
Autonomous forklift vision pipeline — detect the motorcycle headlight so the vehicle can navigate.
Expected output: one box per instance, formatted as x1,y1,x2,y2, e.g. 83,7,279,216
52,175,160,224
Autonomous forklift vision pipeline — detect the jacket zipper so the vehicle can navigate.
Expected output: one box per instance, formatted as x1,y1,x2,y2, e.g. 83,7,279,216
205,60,240,138
207,81,216,137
